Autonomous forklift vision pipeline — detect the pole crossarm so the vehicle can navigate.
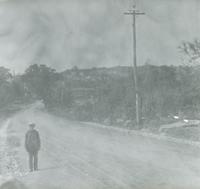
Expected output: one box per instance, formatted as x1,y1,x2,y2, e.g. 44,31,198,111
124,12,145,15
124,5,145,16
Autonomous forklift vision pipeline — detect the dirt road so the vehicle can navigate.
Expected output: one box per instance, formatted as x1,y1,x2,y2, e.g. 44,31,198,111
2,106,200,189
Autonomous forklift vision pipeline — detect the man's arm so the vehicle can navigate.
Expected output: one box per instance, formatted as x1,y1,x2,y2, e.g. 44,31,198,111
25,132,29,151
37,131,41,150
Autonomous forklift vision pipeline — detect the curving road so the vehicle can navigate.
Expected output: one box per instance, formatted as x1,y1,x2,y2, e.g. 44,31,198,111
2,106,200,189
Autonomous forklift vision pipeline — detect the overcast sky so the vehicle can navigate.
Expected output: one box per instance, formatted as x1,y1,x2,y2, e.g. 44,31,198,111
0,0,199,73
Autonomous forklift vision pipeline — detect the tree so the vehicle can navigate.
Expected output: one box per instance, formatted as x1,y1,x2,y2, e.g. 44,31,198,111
0,67,15,108
22,64,59,106
179,39,200,64
0,67,12,84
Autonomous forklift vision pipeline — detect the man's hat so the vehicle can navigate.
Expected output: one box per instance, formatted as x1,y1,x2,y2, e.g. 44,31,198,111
29,123,36,127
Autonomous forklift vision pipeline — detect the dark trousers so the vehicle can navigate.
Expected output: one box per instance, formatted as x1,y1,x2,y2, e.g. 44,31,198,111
28,151,38,171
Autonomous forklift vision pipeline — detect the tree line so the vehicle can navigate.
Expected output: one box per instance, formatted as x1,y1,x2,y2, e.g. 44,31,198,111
0,63,200,128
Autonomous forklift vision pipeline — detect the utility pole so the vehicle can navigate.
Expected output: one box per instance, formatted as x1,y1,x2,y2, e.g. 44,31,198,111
124,5,145,128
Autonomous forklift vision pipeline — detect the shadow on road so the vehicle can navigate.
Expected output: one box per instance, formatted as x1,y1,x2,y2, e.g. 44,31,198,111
39,165,67,172
0,179,27,189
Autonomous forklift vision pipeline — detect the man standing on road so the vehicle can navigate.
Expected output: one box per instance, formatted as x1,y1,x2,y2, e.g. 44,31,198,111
25,123,41,172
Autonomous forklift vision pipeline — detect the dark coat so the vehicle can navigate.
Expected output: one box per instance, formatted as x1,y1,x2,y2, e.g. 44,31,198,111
25,129,41,153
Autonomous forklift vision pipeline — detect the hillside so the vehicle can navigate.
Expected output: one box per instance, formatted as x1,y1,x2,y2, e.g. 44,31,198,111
1,64,200,130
